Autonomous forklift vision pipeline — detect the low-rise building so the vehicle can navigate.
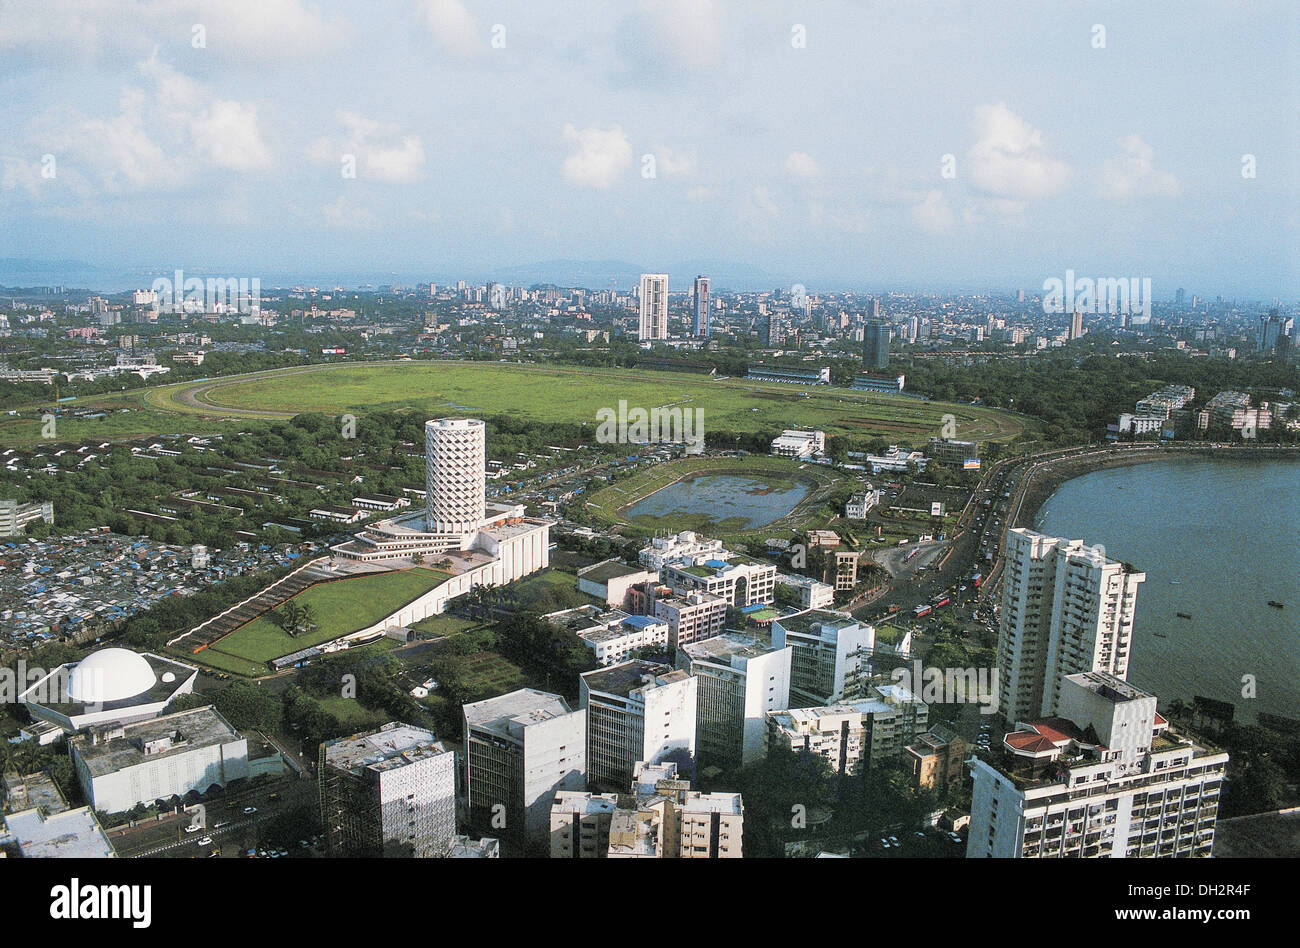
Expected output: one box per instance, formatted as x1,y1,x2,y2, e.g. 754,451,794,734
775,572,835,610
766,684,928,774
0,499,53,536
543,606,671,666
769,429,825,459
549,790,619,858
70,706,249,815
576,558,659,608
905,723,968,793
652,590,728,652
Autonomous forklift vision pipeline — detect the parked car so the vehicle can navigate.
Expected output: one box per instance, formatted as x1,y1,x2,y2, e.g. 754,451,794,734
243,806,258,814
197,836,213,846
184,824,200,834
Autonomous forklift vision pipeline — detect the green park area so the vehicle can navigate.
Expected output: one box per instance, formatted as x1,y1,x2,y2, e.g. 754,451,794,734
198,567,451,666
142,361,1024,443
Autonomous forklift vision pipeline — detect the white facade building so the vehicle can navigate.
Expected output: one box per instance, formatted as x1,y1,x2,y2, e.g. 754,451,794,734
639,531,725,571
638,273,669,341
769,429,825,459
425,418,486,533
678,633,792,769
771,610,875,705
462,689,587,845
968,672,1227,859
999,528,1146,722
766,685,929,773
70,706,249,815
580,661,697,791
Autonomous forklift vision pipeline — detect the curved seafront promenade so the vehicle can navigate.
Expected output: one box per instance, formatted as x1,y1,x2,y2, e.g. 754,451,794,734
1019,445,1300,722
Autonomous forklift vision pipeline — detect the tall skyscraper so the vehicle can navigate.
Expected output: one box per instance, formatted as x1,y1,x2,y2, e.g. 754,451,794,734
692,275,710,338
319,723,457,858
998,528,1146,722
638,273,669,341
425,418,486,533
1258,310,1294,353
862,320,890,370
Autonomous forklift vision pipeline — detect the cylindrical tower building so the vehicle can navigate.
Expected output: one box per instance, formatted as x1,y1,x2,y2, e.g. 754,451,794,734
425,418,486,533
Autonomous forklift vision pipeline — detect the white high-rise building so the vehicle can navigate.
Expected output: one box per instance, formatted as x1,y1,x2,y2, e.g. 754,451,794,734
425,418,486,533
968,672,1227,858
999,528,1146,722
677,633,792,770
580,660,697,791
462,689,587,847
638,273,669,341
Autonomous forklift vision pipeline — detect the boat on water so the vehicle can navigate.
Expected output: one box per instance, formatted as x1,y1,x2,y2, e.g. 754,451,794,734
1169,580,1181,584
1268,600,1284,609
1152,631,1168,638
1176,612,1192,620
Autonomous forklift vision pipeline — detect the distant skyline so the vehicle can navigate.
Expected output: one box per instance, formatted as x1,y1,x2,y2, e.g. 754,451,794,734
1,1,1297,297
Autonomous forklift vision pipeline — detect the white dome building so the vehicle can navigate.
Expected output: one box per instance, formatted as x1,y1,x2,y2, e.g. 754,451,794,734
20,647,198,735
68,648,158,704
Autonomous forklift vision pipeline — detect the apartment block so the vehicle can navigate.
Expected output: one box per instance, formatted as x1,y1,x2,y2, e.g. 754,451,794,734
652,590,728,652
968,672,1228,858
905,723,969,793
462,689,587,845
677,632,792,771
999,528,1145,722
766,684,928,774
548,790,619,858
580,661,697,791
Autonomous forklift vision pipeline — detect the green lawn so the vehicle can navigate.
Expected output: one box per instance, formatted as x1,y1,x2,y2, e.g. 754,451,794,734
181,648,271,677
407,613,479,639
150,362,1027,444
456,651,530,697
209,567,452,663
314,694,386,727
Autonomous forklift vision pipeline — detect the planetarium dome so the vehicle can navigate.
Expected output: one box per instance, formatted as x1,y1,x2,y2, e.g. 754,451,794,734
68,648,158,704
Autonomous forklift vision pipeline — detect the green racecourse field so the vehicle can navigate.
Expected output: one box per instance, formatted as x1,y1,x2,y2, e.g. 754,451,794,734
139,361,1028,444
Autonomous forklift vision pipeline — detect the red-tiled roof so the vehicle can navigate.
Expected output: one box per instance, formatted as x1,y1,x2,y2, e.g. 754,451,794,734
1027,717,1082,744
1005,732,1057,754
1153,712,1167,726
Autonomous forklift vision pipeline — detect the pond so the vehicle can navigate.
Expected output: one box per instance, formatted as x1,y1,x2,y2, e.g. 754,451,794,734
626,473,809,532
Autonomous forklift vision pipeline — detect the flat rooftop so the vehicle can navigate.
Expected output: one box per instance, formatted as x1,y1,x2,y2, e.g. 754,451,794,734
683,632,780,665
774,609,859,637
73,706,244,778
581,661,689,698
463,689,576,740
680,792,743,816
6,806,115,858
578,560,646,583
323,722,451,775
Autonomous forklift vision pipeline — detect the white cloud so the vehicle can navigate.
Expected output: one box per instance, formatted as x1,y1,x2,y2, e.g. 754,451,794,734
418,0,481,58
191,99,272,171
637,0,724,66
738,185,779,240
967,103,1070,200
562,123,633,189
309,111,425,183
1097,134,1180,200
785,151,821,180
322,195,375,228
913,189,955,233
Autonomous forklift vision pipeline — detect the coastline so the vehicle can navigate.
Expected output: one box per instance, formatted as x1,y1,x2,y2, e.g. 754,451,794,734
1010,444,1300,531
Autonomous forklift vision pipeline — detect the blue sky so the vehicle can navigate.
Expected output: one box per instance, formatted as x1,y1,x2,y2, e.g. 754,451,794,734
1,0,1296,296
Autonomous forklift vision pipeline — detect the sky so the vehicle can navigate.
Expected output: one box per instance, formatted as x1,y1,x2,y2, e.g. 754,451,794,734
0,0,1297,296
